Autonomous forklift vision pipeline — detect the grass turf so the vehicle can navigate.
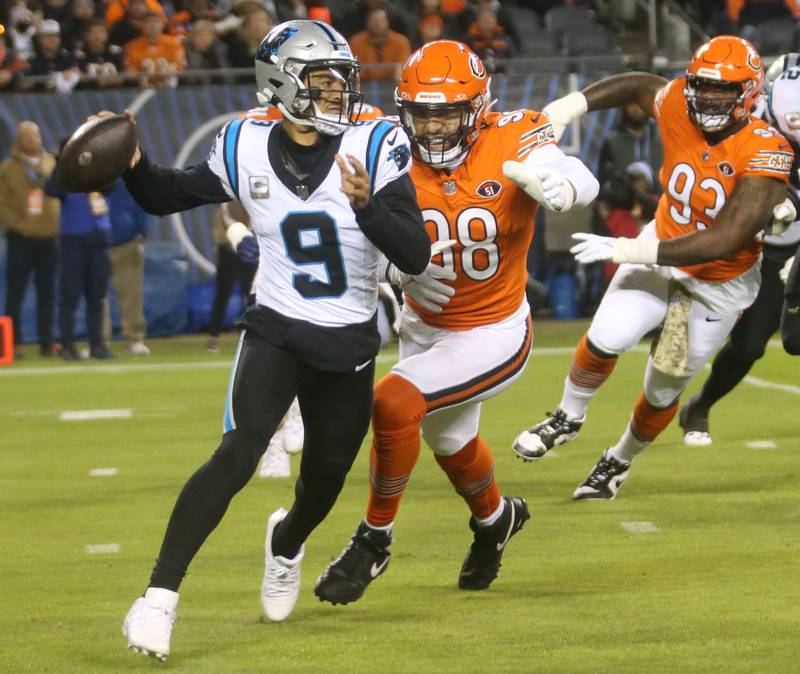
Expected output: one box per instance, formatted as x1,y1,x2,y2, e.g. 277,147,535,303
2,323,799,673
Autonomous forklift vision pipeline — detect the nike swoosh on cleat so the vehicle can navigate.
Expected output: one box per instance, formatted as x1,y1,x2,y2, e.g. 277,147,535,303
496,500,515,551
370,558,389,577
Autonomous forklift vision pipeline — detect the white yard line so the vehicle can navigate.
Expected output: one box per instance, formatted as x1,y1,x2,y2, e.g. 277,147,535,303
745,440,778,449
84,543,120,554
60,409,132,421
89,467,118,476
620,521,659,533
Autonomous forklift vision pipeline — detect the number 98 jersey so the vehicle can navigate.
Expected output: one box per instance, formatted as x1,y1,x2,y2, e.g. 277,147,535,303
408,109,554,329
207,118,411,327
654,77,794,282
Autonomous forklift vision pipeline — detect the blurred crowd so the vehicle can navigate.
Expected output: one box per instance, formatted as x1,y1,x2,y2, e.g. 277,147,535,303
0,0,599,91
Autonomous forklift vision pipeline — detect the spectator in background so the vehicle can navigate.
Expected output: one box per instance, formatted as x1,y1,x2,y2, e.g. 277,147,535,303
460,0,520,52
205,201,256,353
8,8,38,62
75,19,125,86
106,0,167,31
170,0,221,37
61,0,98,51
108,0,151,47
726,0,800,27
184,18,230,77
25,20,81,92
42,0,71,25
350,7,411,80
125,11,186,87
226,3,272,68
416,13,445,47
0,38,29,89
106,180,150,355
463,6,514,72
596,101,663,188
0,122,60,358
45,147,114,361
339,0,411,39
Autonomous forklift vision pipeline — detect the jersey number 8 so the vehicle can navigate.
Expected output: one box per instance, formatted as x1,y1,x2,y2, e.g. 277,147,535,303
423,207,499,281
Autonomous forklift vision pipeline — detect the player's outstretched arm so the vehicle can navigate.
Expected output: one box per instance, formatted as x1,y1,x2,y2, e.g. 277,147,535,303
571,176,788,266
544,72,667,141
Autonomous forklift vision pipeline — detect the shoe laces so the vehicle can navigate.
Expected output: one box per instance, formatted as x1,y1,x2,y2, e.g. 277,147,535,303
586,455,627,487
131,599,175,631
265,559,300,598
537,409,575,434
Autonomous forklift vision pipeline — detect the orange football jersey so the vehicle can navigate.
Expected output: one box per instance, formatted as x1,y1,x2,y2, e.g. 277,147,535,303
654,77,793,281
244,102,384,122
408,109,555,329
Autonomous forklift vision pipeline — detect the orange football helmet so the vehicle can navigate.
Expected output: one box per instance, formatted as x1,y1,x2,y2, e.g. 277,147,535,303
395,40,490,167
684,35,764,132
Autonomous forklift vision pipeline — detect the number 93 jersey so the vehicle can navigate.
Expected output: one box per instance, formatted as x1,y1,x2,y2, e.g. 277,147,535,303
409,109,554,329
207,118,411,327
654,77,794,282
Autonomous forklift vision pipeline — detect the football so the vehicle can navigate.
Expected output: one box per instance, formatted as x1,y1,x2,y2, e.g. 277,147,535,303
57,114,137,193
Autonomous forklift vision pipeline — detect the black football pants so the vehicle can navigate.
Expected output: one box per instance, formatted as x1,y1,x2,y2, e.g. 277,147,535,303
149,328,375,592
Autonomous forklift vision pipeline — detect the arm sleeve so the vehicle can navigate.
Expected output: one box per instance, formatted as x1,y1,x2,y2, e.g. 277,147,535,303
523,142,600,206
354,173,430,275
122,149,231,215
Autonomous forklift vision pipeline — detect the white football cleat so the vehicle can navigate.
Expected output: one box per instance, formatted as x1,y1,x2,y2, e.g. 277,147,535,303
129,341,151,356
282,399,304,455
259,434,291,478
683,431,712,446
122,587,179,662
262,508,304,622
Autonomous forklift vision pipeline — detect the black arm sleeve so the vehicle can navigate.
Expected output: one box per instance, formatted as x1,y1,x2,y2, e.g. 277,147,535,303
122,150,231,216
354,173,430,275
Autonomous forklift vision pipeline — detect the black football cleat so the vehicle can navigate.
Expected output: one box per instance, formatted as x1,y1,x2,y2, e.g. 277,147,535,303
572,451,631,500
314,522,391,605
459,496,530,591
678,395,712,446
513,408,584,461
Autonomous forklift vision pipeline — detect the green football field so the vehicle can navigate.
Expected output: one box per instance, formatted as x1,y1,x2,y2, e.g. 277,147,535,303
2,322,799,673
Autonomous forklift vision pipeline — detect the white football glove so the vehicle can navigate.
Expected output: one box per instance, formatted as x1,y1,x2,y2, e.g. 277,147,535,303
502,161,575,212
769,198,797,236
541,91,588,142
570,233,660,265
386,240,457,313
780,255,795,283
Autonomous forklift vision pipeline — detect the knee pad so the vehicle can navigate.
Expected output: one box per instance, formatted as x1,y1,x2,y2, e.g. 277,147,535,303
643,363,686,409
372,373,426,432
423,430,473,457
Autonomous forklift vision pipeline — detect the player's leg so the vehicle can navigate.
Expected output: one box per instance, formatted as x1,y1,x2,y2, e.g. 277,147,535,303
515,264,670,459
422,406,530,590
574,302,738,500
206,244,237,352
781,251,800,354
58,237,86,360
680,250,788,444
264,359,375,619
123,330,296,658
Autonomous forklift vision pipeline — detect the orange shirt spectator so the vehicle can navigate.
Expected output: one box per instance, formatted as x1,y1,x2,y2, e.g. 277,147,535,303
350,7,411,81
125,12,185,86
106,0,166,28
727,0,800,23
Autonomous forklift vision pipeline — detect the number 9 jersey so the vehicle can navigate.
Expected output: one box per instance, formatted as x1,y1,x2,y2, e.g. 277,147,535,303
408,109,555,329
654,76,794,282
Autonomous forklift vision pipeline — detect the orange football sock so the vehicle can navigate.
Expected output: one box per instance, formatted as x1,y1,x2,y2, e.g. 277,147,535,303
365,374,427,528
560,334,619,418
630,393,679,443
435,435,501,520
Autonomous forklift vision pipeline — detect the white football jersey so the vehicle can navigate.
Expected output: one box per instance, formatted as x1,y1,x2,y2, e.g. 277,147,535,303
207,118,412,327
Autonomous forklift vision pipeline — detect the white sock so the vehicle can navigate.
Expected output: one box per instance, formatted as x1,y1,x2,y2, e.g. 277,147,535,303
476,498,505,527
364,519,393,535
558,376,594,420
608,424,648,463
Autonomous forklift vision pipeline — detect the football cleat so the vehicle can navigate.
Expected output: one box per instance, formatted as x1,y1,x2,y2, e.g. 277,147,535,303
678,395,712,446
282,399,304,455
513,408,584,461
259,434,291,478
262,508,304,622
459,496,530,591
314,521,392,605
572,450,631,500
122,587,179,662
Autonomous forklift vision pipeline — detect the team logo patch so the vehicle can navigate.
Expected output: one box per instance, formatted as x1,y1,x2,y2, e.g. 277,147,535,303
718,161,735,177
476,180,502,198
469,53,486,79
249,175,270,199
387,144,410,170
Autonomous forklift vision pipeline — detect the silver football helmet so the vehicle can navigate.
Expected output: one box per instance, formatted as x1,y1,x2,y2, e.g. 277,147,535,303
255,20,363,136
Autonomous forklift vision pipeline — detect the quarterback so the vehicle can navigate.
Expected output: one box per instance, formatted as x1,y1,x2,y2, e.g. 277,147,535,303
314,40,599,604
119,20,431,661
513,36,793,499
